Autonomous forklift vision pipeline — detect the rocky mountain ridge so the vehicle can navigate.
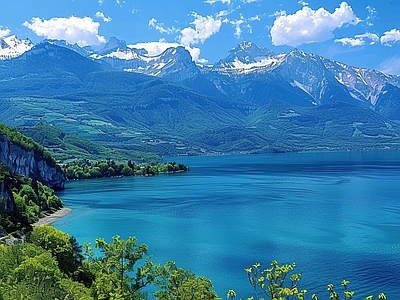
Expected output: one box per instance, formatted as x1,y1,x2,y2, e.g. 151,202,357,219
1,37,400,156
1,36,399,115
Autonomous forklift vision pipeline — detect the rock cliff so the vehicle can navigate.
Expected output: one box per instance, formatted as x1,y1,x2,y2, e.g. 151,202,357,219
0,134,65,189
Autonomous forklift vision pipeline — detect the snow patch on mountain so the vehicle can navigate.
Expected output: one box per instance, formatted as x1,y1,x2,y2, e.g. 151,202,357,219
0,35,34,60
323,58,400,105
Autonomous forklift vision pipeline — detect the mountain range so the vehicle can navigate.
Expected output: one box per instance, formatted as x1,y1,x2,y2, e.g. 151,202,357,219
0,35,400,156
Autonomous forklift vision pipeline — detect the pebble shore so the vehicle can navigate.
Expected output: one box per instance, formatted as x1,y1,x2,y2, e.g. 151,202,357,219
33,207,72,226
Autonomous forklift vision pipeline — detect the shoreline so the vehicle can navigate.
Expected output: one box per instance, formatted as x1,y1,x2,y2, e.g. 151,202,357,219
33,207,72,226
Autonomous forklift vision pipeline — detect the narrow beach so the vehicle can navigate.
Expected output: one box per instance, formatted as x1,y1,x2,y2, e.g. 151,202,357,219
33,207,72,226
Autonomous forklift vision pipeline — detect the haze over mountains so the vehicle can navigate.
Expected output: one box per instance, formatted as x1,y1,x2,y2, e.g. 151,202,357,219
1,35,400,156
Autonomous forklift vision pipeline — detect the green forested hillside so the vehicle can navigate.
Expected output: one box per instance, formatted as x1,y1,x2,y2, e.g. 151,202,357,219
19,122,160,163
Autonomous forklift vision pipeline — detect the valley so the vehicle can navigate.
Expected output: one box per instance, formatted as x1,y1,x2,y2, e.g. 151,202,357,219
1,37,400,158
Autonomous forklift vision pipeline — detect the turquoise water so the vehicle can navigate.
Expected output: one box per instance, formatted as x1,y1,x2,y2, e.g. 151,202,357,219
55,151,400,298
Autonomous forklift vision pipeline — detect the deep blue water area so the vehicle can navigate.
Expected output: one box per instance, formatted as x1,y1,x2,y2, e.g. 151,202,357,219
55,151,400,298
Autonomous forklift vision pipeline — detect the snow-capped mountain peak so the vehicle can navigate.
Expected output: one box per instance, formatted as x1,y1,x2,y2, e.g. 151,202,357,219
90,39,199,81
214,41,276,69
0,35,34,60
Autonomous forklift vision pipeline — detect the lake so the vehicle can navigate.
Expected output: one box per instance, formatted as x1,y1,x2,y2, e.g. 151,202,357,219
54,151,400,299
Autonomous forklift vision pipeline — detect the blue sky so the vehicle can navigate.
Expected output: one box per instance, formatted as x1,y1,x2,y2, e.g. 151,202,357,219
1,0,400,74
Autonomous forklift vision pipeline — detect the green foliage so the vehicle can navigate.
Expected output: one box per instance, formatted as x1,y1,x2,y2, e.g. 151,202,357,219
0,122,56,166
155,261,220,300
227,261,387,300
19,122,161,163
84,235,161,300
62,159,189,180
0,164,63,235
243,260,306,300
0,242,88,300
29,225,80,276
0,227,388,300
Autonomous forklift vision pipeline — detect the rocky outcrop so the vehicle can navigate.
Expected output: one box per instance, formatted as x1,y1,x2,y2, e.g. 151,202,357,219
0,134,65,189
0,181,14,211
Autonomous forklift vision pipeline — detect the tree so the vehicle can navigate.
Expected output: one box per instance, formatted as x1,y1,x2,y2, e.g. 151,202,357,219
243,260,306,300
228,260,387,300
0,241,92,300
84,235,161,299
0,243,68,300
154,261,219,300
29,225,78,276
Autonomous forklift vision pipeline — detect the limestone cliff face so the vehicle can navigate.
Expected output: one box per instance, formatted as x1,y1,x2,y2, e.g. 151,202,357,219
0,134,65,189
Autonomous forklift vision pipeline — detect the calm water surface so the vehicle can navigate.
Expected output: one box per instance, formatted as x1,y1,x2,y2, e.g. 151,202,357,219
55,151,400,298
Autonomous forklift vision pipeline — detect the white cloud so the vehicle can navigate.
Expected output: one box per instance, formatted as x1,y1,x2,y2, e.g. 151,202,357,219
335,37,364,47
216,10,233,18
179,13,222,46
269,10,287,18
23,16,106,46
356,32,379,44
245,24,253,34
365,6,377,26
335,32,379,47
270,2,360,47
98,0,103,5
128,40,202,62
95,11,112,22
205,0,231,5
298,0,308,6
0,27,11,38
228,14,260,38
197,58,209,64
242,0,257,3
232,18,245,38
248,15,260,21
380,29,400,46
148,18,178,35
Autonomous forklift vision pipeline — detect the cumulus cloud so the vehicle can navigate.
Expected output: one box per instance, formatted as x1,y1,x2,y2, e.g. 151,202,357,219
380,29,400,46
0,27,11,38
270,2,360,47
128,40,202,62
23,16,106,46
335,32,379,46
179,13,222,46
148,18,178,34
95,11,112,22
